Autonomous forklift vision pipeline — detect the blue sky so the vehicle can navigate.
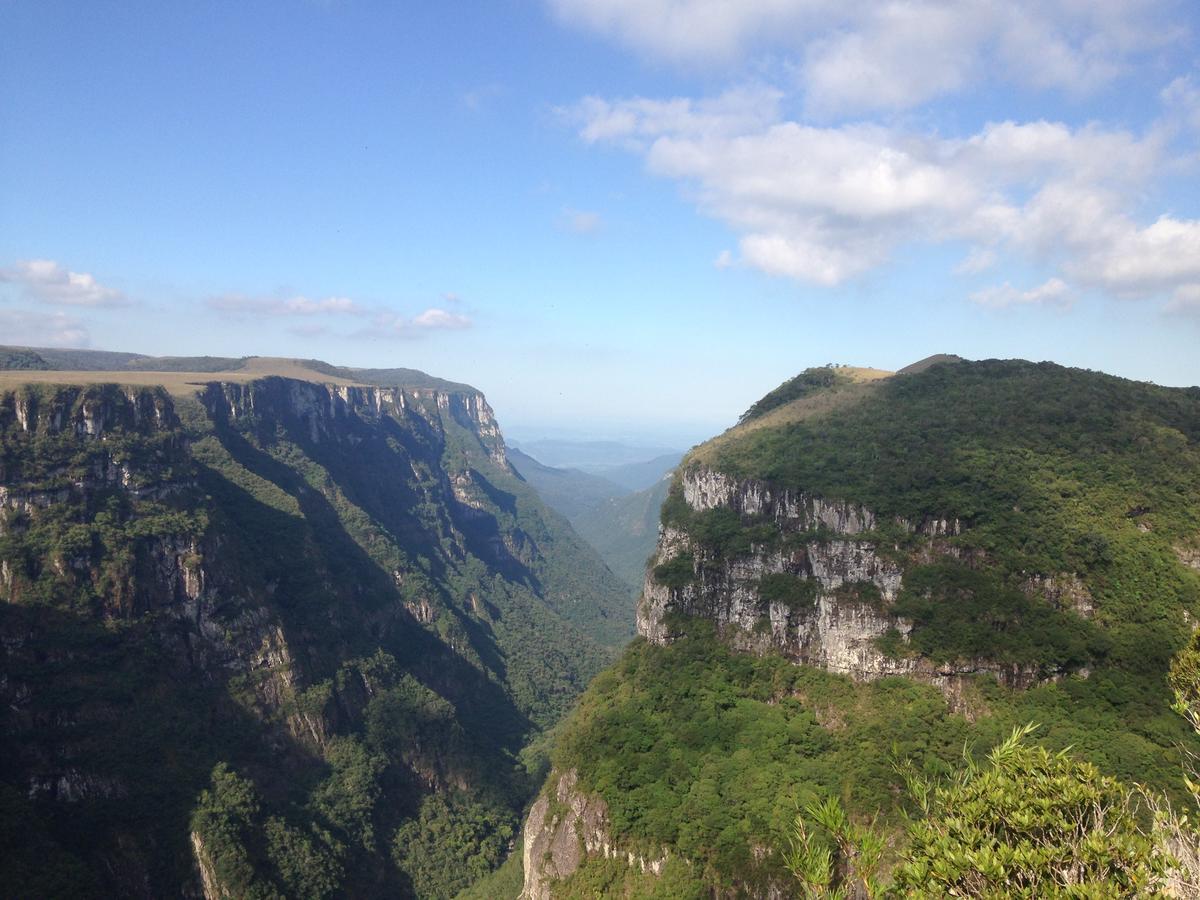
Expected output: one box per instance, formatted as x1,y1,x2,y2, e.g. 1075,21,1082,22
2,0,1199,447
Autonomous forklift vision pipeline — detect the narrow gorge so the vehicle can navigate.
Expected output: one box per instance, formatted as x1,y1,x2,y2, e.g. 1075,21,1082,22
0,364,630,898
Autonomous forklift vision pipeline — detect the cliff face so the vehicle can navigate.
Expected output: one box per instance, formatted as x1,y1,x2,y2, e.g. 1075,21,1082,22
0,377,628,898
520,769,669,900
637,467,1053,694
521,359,1200,900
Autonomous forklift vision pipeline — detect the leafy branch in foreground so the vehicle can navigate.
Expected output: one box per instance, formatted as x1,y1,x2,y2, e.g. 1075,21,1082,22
787,724,1172,898
784,795,887,898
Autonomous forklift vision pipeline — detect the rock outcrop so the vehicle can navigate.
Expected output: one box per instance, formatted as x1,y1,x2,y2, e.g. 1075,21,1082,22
638,467,1057,694
0,374,622,897
521,769,667,900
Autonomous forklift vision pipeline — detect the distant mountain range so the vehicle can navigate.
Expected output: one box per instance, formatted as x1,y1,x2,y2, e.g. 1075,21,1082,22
507,445,681,594
510,437,680,472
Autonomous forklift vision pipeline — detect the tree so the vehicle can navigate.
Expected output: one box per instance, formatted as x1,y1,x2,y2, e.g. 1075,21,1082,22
784,795,886,899
893,724,1168,897
786,725,1171,898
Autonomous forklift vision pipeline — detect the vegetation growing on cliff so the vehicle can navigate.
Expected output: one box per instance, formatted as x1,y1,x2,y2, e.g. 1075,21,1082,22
526,359,1200,897
548,623,1197,894
665,359,1200,680
787,726,1170,898
0,378,630,898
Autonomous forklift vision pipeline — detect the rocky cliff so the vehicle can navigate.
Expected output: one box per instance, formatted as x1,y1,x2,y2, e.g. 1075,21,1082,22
520,769,669,900
0,374,629,898
637,466,1058,696
519,358,1200,899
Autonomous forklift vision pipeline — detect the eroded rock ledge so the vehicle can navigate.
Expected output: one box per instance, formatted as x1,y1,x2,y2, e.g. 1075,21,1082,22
520,769,667,900
637,467,1069,695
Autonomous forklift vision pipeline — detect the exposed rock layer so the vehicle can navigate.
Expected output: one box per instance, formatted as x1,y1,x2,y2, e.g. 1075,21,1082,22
637,467,1051,692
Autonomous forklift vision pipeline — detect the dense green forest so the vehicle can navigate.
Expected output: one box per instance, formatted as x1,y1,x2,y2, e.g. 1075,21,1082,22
0,375,630,898
526,359,1200,896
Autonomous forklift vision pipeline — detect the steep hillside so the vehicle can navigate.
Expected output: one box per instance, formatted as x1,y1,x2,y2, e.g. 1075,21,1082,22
595,454,680,493
0,371,630,898
507,448,629,521
521,358,1200,897
507,449,674,597
572,476,673,594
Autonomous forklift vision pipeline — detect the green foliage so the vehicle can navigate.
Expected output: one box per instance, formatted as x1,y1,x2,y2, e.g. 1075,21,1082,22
892,725,1170,897
309,737,387,852
453,848,524,900
760,572,820,610
263,818,344,900
391,794,516,899
783,727,1171,898
892,561,1107,669
1,376,628,896
553,854,707,899
660,495,780,562
1170,630,1200,735
652,553,695,590
740,366,840,423
0,348,51,370
190,764,285,900
191,765,346,900
659,480,691,529
552,623,1199,895
554,625,979,890
785,796,886,899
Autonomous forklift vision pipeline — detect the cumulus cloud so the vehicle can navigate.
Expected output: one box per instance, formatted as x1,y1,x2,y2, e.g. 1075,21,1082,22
567,90,1200,301
0,309,90,346
549,0,1178,113
355,308,473,340
956,247,997,274
207,294,366,316
0,259,129,308
1166,284,1200,315
1162,74,1200,132
207,291,473,339
971,277,1073,309
547,0,809,64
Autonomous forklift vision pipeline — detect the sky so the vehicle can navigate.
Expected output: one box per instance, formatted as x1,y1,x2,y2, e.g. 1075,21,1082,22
2,0,1199,447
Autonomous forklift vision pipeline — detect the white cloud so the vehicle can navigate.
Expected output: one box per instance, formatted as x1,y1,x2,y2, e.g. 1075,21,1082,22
0,259,129,308
206,291,473,339
549,0,1180,113
568,92,1200,301
0,309,90,346
1162,74,1200,132
411,308,471,329
547,0,813,64
569,86,782,146
356,307,473,339
1167,284,1200,314
971,277,1073,308
207,294,366,316
956,246,997,274
559,207,603,234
